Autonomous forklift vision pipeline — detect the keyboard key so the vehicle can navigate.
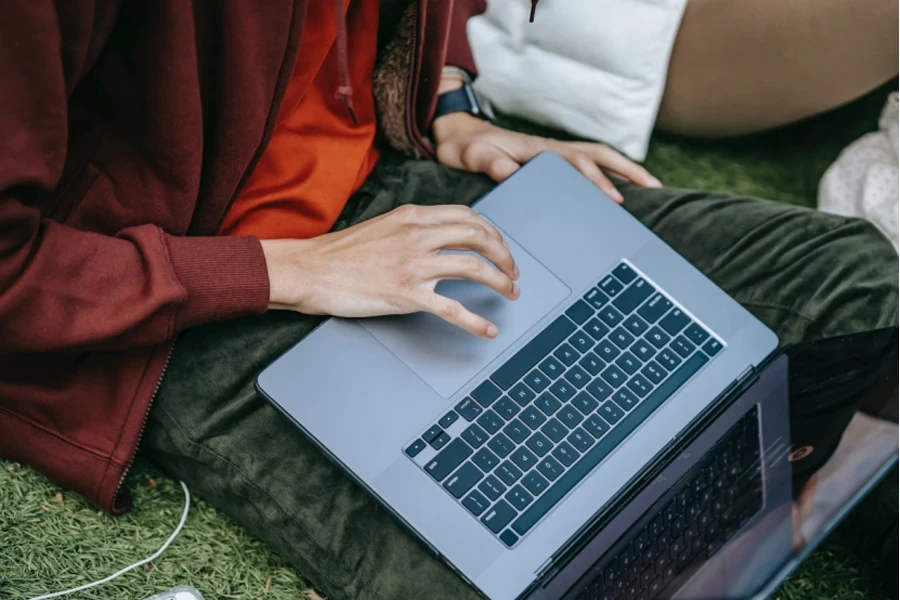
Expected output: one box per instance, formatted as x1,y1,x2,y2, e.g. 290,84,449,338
553,343,580,366
431,432,450,450
461,424,489,448
522,470,550,495
612,263,638,284
422,424,443,443
583,414,611,439
595,339,621,361
488,433,515,458
645,327,671,349
509,352,708,537
610,327,636,349
478,475,507,501
659,309,690,336
612,278,653,315
583,287,609,310
537,456,564,481
568,331,594,354
541,418,568,443
702,338,723,357
495,461,523,485
627,374,653,398
510,447,539,471
499,529,519,548
601,364,627,387
584,318,610,340
599,275,624,297
503,419,530,444
623,314,650,337
444,462,483,498
565,300,595,325
477,410,504,434
491,316,576,389
538,356,565,379
671,335,696,358
557,404,584,429
405,439,426,457
637,293,672,324
525,432,553,457
472,380,502,407
473,448,500,472
615,352,640,375
438,411,459,429
657,348,682,370
571,391,599,415
599,401,625,424
482,499,517,533
524,369,552,392
578,352,605,376
612,388,639,411
455,397,483,421
425,438,472,481
505,485,534,511
568,428,594,452
552,441,579,466
520,406,547,429
462,490,490,516
564,365,591,388
493,396,520,421
684,323,710,345
509,383,536,407
598,305,625,327
534,393,561,416
549,379,576,402
631,339,655,362
586,378,614,401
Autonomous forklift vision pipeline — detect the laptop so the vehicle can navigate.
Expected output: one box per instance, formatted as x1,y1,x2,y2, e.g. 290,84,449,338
256,151,780,599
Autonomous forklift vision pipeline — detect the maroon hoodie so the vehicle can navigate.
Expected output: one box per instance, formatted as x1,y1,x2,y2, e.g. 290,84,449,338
0,0,485,514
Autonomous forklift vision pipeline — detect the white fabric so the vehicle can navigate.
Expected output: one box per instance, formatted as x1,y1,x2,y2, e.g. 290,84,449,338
467,0,688,161
818,93,899,250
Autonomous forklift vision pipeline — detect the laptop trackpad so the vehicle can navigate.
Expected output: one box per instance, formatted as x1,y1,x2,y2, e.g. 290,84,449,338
359,229,570,398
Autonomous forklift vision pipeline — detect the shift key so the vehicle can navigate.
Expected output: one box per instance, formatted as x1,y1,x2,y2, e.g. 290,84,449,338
425,438,473,482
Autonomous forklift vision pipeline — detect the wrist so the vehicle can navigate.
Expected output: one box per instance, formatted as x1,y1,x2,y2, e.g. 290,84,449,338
433,111,493,145
261,238,310,310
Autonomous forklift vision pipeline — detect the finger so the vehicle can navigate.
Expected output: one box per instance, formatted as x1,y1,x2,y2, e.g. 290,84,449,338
419,292,499,339
394,203,509,251
425,254,520,301
574,142,662,188
561,151,624,203
420,223,518,281
459,140,522,183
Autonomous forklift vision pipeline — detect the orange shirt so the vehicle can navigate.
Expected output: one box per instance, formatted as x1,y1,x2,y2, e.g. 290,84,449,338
220,0,380,240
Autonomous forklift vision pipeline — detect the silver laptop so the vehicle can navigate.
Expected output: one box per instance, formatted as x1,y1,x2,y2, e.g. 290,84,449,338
257,151,779,599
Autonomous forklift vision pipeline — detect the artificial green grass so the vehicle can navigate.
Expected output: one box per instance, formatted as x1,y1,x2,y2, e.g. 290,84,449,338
1,83,897,600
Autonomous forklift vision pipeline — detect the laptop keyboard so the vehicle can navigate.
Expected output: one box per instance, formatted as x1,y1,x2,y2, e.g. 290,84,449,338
404,261,725,547
570,407,763,600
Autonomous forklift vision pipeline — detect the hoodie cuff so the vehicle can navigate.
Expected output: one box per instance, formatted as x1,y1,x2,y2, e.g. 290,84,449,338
164,234,270,332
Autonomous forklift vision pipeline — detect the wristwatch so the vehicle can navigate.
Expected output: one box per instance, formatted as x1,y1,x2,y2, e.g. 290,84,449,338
433,67,491,122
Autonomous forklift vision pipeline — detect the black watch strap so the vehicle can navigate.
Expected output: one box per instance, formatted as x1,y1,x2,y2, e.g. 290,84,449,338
434,82,489,121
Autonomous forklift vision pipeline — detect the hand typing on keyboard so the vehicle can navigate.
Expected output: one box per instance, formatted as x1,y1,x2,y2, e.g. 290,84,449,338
261,204,519,338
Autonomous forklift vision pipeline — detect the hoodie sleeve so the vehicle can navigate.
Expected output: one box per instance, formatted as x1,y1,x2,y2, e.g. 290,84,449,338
0,1,270,354
444,0,487,75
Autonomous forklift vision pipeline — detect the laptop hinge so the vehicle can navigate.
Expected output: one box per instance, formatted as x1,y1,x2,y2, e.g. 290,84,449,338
736,365,755,386
535,557,555,579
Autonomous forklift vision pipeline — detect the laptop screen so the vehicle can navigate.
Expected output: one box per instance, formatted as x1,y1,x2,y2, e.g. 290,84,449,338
534,328,897,600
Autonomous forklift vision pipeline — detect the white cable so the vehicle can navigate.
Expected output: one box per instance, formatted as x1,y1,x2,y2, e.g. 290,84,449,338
29,480,191,600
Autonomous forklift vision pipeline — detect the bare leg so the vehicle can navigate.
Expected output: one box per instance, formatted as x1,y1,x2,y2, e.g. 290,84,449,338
657,0,898,137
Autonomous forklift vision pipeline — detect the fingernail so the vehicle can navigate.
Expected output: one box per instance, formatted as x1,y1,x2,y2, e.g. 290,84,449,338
486,324,499,338
503,237,509,249
512,283,521,298
647,175,663,188
610,188,625,203
513,265,520,279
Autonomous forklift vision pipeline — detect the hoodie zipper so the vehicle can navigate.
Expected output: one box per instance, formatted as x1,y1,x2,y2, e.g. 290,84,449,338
111,337,177,513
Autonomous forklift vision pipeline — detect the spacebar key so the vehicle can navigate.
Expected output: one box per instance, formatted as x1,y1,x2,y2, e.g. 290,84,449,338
511,352,709,535
491,316,576,389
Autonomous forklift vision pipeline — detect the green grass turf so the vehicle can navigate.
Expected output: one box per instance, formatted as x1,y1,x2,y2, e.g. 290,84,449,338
1,82,896,600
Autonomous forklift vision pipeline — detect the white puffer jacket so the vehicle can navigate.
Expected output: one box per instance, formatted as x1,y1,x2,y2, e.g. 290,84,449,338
468,0,687,161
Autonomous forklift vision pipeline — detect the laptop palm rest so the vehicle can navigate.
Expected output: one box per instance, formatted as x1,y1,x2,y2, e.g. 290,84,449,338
359,229,570,398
